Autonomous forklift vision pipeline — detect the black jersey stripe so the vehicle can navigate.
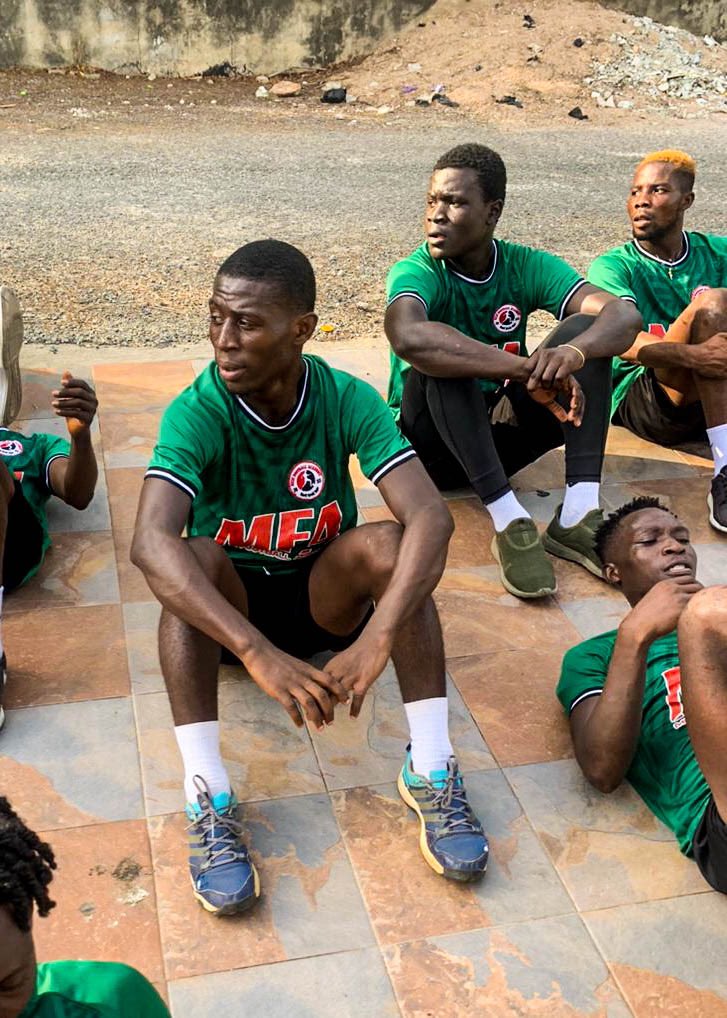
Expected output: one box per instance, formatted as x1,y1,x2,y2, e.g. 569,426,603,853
44,453,68,494
369,447,417,486
145,468,197,500
557,278,588,321
387,291,429,312
569,688,603,714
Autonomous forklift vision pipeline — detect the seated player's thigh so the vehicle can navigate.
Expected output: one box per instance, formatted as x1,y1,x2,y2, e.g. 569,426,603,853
308,522,403,636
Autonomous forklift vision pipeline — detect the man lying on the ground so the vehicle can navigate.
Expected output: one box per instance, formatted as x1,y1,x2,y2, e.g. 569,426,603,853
0,358,98,731
385,142,642,601
588,150,727,532
557,496,727,892
131,239,489,918
0,796,170,1018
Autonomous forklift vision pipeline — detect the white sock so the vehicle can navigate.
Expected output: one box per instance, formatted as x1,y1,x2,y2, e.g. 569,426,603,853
559,482,600,528
485,489,530,532
707,424,727,476
173,721,231,805
404,697,454,777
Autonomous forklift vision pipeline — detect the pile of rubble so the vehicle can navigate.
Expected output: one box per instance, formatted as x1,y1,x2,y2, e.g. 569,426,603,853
589,16,727,112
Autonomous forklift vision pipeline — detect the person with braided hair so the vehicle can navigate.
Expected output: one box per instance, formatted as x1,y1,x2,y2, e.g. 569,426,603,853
0,798,170,1018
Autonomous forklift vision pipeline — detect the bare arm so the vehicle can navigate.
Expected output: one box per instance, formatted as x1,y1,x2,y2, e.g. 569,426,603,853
570,577,701,792
48,374,99,510
384,295,530,382
364,458,452,641
130,478,267,658
131,479,348,728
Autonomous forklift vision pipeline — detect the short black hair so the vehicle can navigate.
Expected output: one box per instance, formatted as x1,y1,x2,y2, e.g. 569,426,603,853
595,496,675,563
433,143,507,204
216,240,316,314
0,797,56,932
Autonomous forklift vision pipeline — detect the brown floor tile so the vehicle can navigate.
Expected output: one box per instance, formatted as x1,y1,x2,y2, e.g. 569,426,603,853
5,604,130,708
447,650,572,767
123,602,165,695
551,555,618,604
150,794,373,980
332,771,572,946
584,894,727,1016
99,410,162,469
107,466,146,531
384,915,631,1017
6,531,120,612
93,361,194,411
318,346,389,395
508,760,709,911
363,499,495,569
510,449,565,493
114,527,152,602
14,370,69,422
33,819,164,988
434,581,581,659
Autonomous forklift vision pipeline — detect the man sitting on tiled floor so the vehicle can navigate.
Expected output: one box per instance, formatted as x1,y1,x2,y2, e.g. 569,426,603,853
0,287,100,731
558,496,727,893
131,239,489,917
0,796,170,1017
589,149,727,535
384,142,642,600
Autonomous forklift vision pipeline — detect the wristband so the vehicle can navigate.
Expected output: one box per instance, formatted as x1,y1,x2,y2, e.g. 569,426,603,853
562,343,586,369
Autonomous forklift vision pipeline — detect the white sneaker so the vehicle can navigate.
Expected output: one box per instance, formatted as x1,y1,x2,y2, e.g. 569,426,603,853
0,286,24,427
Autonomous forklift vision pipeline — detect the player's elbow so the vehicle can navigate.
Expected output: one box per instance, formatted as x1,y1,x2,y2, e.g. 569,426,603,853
130,526,152,572
586,770,623,795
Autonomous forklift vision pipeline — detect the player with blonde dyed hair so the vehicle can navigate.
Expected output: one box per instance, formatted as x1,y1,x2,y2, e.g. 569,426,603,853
589,149,727,531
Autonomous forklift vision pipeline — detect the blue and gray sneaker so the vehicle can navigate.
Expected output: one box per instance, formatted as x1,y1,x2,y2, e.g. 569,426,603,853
185,776,260,915
397,752,488,882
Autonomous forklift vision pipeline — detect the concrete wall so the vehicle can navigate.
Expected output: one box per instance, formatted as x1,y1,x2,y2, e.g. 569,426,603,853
597,0,725,41
0,0,435,75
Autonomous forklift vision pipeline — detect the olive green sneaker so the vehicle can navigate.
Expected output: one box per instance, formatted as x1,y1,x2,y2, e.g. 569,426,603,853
542,506,604,577
490,517,556,599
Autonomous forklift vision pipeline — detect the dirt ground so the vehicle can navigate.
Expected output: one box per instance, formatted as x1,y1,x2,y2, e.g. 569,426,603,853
0,0,725,370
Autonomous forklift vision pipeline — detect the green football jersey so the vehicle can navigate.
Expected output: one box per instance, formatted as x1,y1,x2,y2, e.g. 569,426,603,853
20,961,170,1017
558,629,711,855
588,231,727,416
0,426,70,583
386,239,586,415
147,355,416,574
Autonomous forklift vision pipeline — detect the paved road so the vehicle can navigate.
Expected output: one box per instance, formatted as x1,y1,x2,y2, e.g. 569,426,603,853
1,112,725,348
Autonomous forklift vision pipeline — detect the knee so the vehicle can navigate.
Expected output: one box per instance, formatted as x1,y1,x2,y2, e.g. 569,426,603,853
357,520,404,586
679,586,727,635
691,288,727,335
692,287,727,315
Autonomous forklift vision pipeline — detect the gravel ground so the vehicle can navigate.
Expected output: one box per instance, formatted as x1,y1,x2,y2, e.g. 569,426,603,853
1,80,725,362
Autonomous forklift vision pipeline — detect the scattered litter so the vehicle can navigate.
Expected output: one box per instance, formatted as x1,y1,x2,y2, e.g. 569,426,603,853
321,88,347,103
474,63,483,71
147,73,156,81
401,84,417,94
432,83,446,93
407,62,422,72
573,37,585,47
201,61,236,77
255,74,270,83
319,323,336,335
112,857,142,882
568,105,589,119
432,93,459,107
415,97,431,106
345,93,358,103
0,104,16,109
118,886,149,907
254,86,269,99
79,902,95,917
270,79,301,97
523,14,535,29
495,94,523,107
376,104,394,114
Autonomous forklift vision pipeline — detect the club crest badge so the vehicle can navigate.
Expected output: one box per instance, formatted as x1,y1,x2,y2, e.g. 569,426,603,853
0,439,23,457
691,285,711,301
288,461,325,501
493,303,522,333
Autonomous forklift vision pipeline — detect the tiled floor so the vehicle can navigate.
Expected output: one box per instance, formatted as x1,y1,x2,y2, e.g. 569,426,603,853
2,351,727,1017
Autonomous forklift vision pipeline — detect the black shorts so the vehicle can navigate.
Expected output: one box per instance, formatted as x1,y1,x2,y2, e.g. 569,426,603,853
613,368,707,448
220,554,372,663
3,480,44,592
692,796,727,894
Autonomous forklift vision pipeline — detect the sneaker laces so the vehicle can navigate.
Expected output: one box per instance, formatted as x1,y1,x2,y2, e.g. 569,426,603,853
426,759,481,838
187,777,248,873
